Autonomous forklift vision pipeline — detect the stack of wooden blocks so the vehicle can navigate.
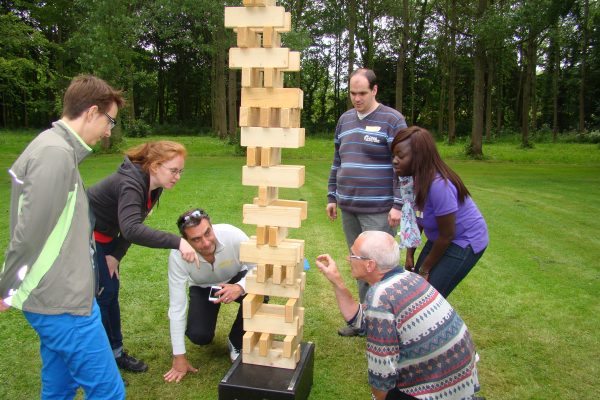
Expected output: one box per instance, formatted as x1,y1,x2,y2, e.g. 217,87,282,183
225,0,307,370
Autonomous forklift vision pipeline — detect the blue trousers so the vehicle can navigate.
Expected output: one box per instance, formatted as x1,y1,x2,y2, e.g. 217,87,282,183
415,240,486,298
23,301,125,400
95,240,123,354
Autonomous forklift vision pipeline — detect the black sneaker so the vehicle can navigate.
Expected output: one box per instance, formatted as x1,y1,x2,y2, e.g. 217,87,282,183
116,350,148,373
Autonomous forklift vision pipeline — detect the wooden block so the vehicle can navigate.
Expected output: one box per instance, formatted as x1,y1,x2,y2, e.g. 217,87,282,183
283,327,303,358
280,108,301,128
240,238,304,265
225,7,287,29
241,127,305,148
275,12,292,33
263,68,284,88
246,147,260,166
255,226,268,245
262,27,280,48
271,199,308,220
241,88,303,109
256,263,267,283
269,226,288,247
285,298,297,323
230,48,290,69
242,293,264,319
243,204,302,228
237,27,260,48
243,304,302,336
239,107,260,127
272,264,283,284
259,333,272,357
257,186,278,206
241,68,261,87
243,331,260,354
242,165,305,188
283,51,301,72
285,263,297,285
243,0,277,6
241,340,299,369
258,108,280,129
260,147,281,167
246,271,306,298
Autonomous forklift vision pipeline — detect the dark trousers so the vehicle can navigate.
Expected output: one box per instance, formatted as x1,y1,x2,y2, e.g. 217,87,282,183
185,271,257,350
385,388,418,400
415,240,486,298
95,240,123,352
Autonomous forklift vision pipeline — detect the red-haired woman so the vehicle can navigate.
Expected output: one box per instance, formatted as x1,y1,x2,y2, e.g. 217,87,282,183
88,141,198,373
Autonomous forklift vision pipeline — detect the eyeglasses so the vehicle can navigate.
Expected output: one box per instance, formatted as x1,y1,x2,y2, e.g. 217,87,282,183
349,252,370,261
103,112,116,130
177,208,209,230
161,164,184,176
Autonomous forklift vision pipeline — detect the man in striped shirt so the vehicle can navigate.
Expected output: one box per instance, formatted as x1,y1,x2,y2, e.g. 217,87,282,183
315,231,482,400
327,68,407,336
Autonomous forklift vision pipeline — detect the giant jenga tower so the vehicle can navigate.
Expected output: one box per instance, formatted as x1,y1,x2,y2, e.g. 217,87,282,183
225,0,308,373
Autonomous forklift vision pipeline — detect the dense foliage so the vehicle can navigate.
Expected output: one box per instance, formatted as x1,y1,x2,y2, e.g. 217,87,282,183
1,0,598,150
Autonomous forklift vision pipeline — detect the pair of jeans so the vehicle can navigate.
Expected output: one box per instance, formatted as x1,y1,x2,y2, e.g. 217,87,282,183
95,240,123,354
341,210,397,302
415,240,486,298
23,301,125,399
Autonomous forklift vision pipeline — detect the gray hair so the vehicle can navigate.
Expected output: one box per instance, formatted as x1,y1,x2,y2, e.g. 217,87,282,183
356,231,399,270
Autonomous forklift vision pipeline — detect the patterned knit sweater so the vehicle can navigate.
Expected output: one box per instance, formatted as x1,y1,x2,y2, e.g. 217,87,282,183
327,104,407,214
349,267,480,399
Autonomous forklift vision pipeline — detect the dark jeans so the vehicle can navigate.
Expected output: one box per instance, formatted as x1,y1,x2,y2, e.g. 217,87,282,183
185,271,264,350
415,240,486,298
95,240,123,352
385,388,418,400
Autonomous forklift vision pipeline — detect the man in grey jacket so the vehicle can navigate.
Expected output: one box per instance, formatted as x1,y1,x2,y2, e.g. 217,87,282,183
0,75,126,399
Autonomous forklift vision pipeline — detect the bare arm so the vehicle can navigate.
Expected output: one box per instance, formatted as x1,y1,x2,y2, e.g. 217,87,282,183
419,213,455,276
315,254,360,321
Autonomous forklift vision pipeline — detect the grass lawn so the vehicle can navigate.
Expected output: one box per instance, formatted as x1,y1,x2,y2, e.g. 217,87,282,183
0,130,599,400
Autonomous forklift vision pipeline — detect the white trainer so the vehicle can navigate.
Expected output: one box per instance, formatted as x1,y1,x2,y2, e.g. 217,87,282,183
228,339,240,362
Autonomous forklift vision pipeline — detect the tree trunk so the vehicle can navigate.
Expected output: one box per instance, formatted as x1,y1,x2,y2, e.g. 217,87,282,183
395,0,409,113
578,0,589,132
157,52,166,125
347,0,357,108
521,36,536,148
447,0,456,144
485,59,493,140
227,68,238,140
469,0,487,158
215,45,227,139
551,24,560,141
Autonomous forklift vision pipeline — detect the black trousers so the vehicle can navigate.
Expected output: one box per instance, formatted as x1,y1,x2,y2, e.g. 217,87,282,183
185,271,258,350
385,388,418,400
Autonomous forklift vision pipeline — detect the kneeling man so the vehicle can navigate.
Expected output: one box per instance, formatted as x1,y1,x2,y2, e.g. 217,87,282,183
164,208,254,383
316,231,482,400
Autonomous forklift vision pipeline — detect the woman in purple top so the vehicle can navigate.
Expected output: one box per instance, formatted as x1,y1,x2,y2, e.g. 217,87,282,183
391,126,488,298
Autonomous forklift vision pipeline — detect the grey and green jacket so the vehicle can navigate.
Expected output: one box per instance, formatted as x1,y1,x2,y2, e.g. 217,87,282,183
0,121,96,316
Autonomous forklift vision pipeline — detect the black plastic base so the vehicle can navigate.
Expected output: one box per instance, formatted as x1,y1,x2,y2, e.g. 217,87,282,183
218,342,315,400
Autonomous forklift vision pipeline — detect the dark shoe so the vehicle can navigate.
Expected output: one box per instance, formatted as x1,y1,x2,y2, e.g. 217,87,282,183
116,350,148,373
337,325,365,337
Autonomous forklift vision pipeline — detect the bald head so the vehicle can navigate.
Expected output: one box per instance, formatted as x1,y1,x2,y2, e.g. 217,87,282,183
355,231,400,271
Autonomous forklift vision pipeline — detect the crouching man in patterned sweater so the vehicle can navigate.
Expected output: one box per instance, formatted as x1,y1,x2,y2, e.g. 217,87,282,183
315,231,483,400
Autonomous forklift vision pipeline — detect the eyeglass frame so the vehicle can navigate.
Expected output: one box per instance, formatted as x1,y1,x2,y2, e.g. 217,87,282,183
177,208,210,235
103,112,116,130
160,164,184,176
349,252,371,261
